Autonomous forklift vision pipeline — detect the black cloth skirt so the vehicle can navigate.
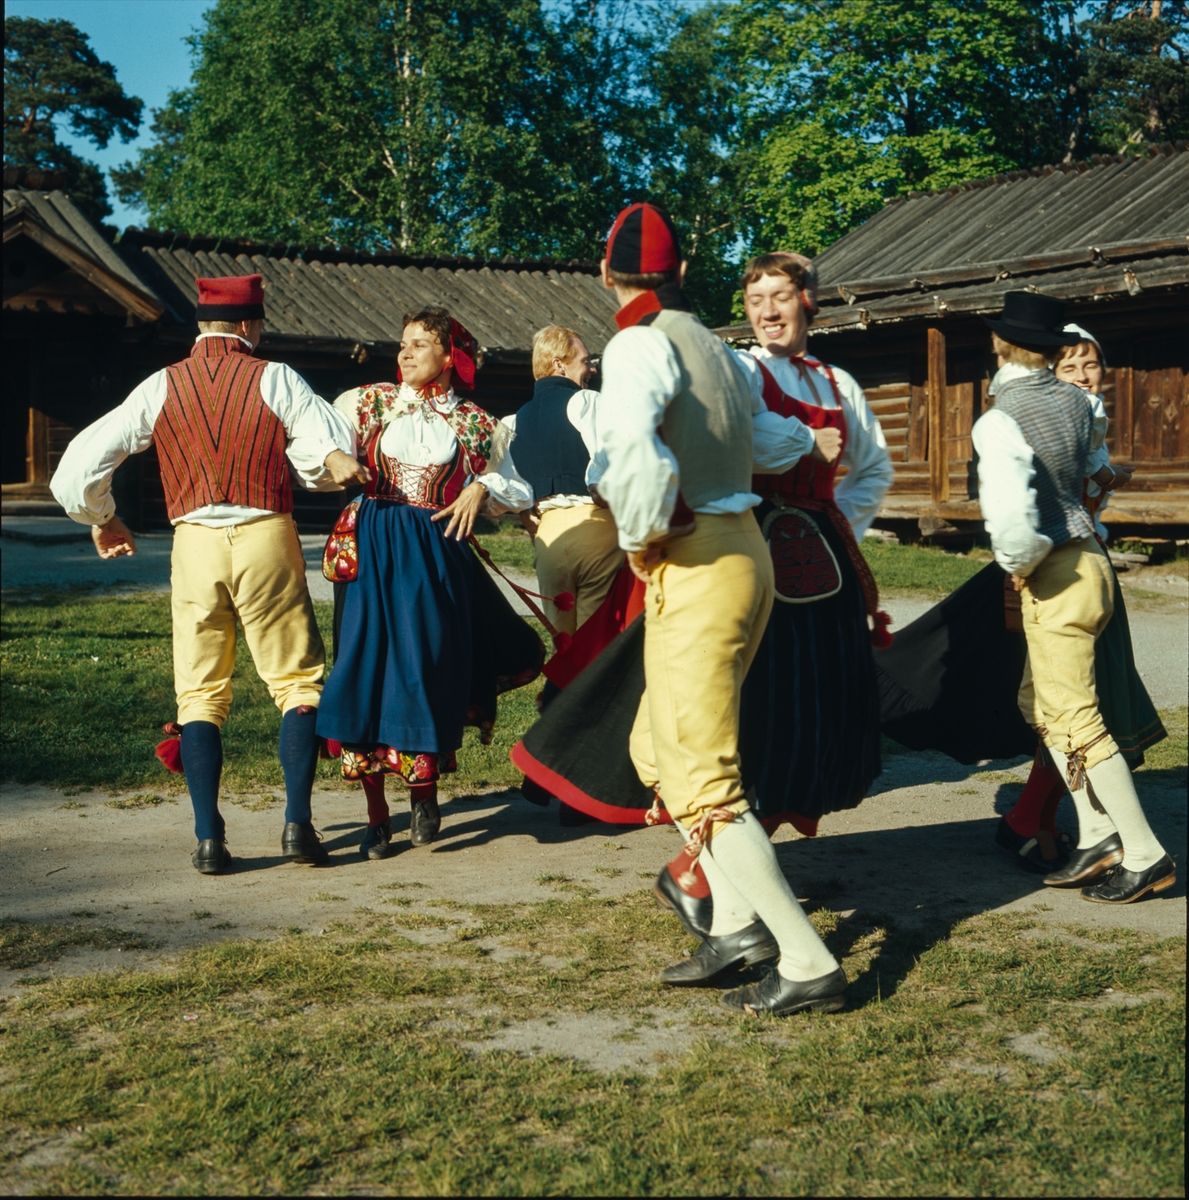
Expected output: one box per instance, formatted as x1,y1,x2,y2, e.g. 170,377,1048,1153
738,502,882,823
874,560,1165,767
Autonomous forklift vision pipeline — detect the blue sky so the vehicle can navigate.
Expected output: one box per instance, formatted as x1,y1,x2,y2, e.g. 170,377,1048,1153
7,0,215,228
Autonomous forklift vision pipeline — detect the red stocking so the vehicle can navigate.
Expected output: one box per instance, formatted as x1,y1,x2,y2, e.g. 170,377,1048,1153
361,773,389,826
410,781,437,805
1005,750,1065,838
664,846,711,897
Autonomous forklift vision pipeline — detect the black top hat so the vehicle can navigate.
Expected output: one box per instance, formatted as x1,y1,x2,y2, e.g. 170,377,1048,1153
982,291,1081,347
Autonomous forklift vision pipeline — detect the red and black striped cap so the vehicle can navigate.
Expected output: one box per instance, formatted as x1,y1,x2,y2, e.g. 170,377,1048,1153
195,274,265,321
606,203,681,274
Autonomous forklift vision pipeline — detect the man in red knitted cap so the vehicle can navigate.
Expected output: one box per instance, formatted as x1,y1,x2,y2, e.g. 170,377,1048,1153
52,274,366,874
595,203,848,1016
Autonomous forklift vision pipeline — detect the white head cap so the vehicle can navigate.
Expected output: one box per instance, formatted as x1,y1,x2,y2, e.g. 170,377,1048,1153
1061,322,1106,367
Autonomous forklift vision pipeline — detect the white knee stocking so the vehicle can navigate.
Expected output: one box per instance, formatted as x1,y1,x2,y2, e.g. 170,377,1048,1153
672,824,757,936
703,812,838,982
1086,752,1167,872
1049,746,1115,849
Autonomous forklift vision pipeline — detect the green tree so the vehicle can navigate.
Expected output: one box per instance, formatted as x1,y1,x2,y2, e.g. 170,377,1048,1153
3,16,142,222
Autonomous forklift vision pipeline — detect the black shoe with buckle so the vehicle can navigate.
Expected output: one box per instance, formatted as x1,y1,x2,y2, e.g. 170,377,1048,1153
659,920,778,986
191,839,232,875
360,820,393,860
653,864,713,940
722,966,847,1016
282,821,329,865
994,817,1067,874
1042,833,1122,887
410,796,441,847
1081,854,1176,904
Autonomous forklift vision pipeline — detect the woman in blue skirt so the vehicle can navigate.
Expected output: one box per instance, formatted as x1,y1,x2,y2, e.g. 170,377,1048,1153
317,308,543,856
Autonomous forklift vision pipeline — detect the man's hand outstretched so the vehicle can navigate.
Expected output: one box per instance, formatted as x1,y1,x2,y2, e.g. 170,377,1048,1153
92,516,136,559
324,449,371,488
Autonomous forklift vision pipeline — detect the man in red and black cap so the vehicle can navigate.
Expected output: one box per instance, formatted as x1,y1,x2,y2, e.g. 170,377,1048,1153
593,203,848,1016
52,274,366,874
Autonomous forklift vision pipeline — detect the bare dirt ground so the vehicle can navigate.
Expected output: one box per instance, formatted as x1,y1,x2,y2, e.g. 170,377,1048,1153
3,742,1183,1000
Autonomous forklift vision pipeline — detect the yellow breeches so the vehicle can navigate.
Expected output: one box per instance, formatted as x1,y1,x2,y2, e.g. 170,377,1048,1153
533,503,625,635
628,511,774,835
1018,536,1118,771
171,514,326,726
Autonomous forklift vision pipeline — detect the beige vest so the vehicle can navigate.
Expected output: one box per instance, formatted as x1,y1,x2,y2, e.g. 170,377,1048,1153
651,309,754,509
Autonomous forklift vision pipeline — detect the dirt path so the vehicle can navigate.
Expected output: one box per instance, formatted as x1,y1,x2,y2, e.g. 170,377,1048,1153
3,747,1183,997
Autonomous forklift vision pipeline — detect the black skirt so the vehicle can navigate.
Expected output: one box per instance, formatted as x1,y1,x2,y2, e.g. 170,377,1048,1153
739,503,882,822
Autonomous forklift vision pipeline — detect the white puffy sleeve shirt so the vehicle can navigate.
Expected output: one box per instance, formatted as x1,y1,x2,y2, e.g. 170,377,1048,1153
749,348,894,538
597,326,816,552
51,341,356,528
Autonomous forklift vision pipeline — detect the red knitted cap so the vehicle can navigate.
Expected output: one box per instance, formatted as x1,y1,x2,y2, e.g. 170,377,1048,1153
195,274,265,321
606,203,680,275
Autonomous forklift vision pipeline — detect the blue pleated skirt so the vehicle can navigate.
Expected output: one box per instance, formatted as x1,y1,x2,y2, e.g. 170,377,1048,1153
317,499,474,752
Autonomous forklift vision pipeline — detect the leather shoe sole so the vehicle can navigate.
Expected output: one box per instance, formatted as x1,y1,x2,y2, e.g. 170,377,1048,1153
653,865,713,941
722,966,847,1016
660,920,778,986
1042,834,1122,887
1081,855,1176,904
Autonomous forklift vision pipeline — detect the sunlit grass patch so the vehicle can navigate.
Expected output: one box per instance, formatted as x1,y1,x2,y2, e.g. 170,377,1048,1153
0,918,154,971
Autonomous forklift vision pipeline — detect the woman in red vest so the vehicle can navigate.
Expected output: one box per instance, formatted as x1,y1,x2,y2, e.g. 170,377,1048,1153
316,307,543,857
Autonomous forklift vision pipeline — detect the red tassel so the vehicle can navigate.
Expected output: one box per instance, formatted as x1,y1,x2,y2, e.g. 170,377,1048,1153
553,591,575,613
870,610,893,649
154,721,184,774
321,738,343,759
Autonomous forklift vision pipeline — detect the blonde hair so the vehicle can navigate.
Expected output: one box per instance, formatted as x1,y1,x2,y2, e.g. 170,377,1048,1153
992,332,1055,370
198,319,241,335
532,324,581,380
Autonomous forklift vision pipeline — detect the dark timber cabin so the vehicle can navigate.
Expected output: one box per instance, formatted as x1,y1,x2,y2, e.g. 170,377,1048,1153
718,142,1189,539
3,174,619,530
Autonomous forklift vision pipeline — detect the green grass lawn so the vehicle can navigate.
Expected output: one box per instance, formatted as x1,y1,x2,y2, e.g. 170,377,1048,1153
0,902,1183,1195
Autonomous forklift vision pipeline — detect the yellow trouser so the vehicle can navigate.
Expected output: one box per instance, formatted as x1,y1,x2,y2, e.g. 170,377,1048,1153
1018,537,1118,770
171,514,325,726
534,503,624,635
628,511,774,834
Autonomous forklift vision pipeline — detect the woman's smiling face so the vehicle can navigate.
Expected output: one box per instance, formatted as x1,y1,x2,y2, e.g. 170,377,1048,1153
1054,341,1104,393
399,322,451,390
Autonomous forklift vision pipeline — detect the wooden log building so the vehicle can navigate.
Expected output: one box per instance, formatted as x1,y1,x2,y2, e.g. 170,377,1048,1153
719,143,1189,538
3,174,618,530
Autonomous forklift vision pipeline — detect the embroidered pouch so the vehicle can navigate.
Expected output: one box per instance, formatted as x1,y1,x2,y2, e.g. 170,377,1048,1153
762,506,842,603
322,498,361,582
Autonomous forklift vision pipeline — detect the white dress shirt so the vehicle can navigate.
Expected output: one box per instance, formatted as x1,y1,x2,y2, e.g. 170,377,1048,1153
51,335,356,528
749,347,894,538
494,388,603,515
333,384,530,513
596,325,818,551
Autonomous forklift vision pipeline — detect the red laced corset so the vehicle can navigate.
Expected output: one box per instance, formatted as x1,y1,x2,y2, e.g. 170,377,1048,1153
363,432,468,510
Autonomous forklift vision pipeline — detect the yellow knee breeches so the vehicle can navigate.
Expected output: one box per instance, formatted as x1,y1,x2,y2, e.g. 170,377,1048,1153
533,504,624,635
628,511,774,834
171,514,325,726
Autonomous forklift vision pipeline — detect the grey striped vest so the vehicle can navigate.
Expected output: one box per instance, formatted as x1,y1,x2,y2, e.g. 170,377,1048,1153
994,371,1095,546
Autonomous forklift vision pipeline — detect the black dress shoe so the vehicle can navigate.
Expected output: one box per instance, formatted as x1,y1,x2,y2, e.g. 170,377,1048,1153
1081,854,1176,904
410,796,441,846
994,817,1067,874
722,966,847,1016
360,820,393,860
519,777,553,807
659,920,779,986
281,821,329,864
653,864,713,940
191,839,232,875
1042,833,1122,887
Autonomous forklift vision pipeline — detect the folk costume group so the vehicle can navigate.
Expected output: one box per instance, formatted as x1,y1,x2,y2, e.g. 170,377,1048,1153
52,202,1175,1020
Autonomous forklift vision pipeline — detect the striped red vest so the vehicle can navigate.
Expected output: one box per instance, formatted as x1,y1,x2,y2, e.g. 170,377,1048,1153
154,337,292,521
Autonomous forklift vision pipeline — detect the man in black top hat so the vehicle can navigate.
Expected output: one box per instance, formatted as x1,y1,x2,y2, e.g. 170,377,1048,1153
971,291,1174,905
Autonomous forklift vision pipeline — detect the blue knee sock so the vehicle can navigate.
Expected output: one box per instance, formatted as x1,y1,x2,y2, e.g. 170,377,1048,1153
279,706,319,825
181,721,224,841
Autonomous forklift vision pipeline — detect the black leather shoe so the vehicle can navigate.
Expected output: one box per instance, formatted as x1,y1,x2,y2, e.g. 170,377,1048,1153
659,920,778,986
653,864,713,940
994,817,1067,874
1081,854,1176,904
191,839,232,875
1042,833,1122,887
360,820,393,860
410,796,441,846
520,777,553,807
722,966,847,1016
282,821,329,864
